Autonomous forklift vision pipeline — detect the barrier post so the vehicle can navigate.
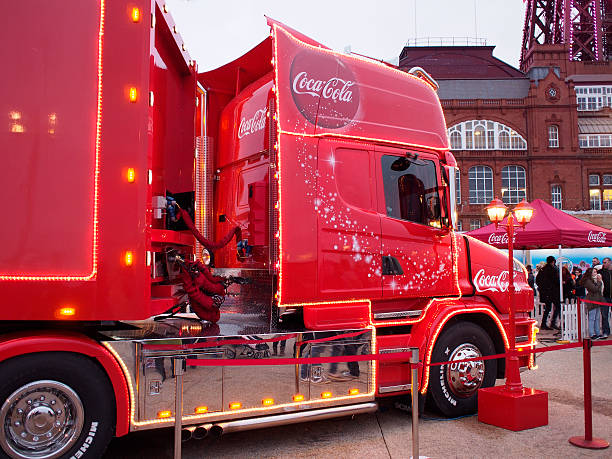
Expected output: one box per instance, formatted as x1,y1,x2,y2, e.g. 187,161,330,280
568,325,609,449
174,357,185,459
410,348,419,459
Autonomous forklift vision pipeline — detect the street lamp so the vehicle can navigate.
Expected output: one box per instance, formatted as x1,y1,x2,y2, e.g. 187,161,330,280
484,197,534,391
478,198,547,432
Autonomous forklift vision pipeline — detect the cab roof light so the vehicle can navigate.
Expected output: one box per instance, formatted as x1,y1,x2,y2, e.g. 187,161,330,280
126,167,135,183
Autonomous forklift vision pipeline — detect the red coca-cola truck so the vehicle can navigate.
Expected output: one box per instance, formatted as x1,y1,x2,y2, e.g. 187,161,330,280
0,2,536,458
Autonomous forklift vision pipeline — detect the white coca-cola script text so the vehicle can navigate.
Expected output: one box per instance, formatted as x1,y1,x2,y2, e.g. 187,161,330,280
587,231,606,243
292,71,355,102
487,232,516,245
238,108,268,139
473,268,519,293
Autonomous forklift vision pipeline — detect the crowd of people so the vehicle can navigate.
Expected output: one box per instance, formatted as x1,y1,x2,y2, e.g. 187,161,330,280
526,256,611,339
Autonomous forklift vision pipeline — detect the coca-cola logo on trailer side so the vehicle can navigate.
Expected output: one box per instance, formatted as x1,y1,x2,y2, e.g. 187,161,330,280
289,50,360,129
238,108,268,139
587,231,606,243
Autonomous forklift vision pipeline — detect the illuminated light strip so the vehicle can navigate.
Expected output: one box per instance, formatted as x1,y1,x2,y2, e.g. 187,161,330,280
272,25,283,305
420,307,510,395
0,0,104,281
104,326,377,427
279,129,449,153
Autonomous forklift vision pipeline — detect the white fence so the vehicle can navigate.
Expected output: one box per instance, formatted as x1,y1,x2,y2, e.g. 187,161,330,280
531,298,588,342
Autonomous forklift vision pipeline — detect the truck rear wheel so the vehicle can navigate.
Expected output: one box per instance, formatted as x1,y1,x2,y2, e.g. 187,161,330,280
0,353,115,459
428,322,497,417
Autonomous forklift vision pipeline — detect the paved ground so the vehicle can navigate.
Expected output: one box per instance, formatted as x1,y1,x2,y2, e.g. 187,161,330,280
104,330,612,458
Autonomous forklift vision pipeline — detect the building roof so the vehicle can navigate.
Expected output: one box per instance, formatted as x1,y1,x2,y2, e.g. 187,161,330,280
399,46,526,80
578,117,612,134
566,74,612,84
437,79,531,100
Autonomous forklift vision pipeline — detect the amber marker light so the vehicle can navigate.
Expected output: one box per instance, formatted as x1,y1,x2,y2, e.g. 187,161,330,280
292,394,304,402
229,402,242,410
124,251,134,267
126,167,135,183
57,307,76,318
131,7,141,22
157,410,172,419
194,406,208,414
262,398,274,407
128,87,138,103
321,392,332,399
349,388,360,396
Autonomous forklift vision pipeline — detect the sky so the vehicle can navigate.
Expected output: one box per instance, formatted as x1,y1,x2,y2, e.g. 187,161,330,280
167,0,527,72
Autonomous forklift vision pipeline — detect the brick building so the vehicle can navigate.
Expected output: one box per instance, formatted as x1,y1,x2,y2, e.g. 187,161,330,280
398,44,612,230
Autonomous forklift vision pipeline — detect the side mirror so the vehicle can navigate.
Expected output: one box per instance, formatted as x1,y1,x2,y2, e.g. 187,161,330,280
444,165,459,230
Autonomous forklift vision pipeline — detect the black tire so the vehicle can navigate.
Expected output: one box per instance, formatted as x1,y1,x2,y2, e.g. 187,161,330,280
0,352,115,459
428,322,497,417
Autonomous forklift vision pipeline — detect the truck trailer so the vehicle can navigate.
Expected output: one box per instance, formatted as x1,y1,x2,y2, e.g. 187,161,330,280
0,2,536,458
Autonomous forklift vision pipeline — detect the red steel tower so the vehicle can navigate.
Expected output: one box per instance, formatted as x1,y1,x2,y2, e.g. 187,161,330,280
521,0,612,70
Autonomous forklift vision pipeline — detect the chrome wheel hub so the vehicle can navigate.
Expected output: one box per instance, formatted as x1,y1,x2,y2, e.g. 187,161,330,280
445,344,485,398
1,381,84,459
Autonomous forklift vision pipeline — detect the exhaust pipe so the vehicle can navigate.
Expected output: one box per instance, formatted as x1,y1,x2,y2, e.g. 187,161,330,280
211,402,377,436
181,426,195,442
192,423,212,440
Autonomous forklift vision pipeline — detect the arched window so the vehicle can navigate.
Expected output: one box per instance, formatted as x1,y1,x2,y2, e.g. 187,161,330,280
450,130,462,150
448,120,527,150
501,165,526,204
468,166,494,204
548,125,559,148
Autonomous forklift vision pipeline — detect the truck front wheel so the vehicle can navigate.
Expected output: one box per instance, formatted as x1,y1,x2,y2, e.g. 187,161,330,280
427,322,497,417
0,353,115,459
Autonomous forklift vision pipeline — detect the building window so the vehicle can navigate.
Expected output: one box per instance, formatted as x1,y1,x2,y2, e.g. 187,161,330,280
575,85,612,111
604,174,612,186
380,155,442,227
448,120,527,151
450,130,462,150
551,185,562,209
589,174,600,186
455,171,461,205
501,165,526,204
456,220,463,231
470,219,481,230
604,189,612,211
548,125,559,148
579,134,612,148
590,189,601,210
468,165,494,204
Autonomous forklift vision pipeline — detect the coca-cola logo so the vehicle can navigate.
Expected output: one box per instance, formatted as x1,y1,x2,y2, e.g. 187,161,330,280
487,232,516,245
238,107,268,139
473,268,519,293
289,50,360,129
587,231,606,243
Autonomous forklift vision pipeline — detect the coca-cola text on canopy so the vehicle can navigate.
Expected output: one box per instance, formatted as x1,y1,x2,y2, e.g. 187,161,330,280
289,50,360,129
587,231,606,244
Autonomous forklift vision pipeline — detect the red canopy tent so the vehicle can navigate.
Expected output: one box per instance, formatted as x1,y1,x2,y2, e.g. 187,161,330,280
467,199,612,302
466,199,612,250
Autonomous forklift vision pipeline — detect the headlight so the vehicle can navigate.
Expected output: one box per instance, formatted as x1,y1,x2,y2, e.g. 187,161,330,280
200,248,211,266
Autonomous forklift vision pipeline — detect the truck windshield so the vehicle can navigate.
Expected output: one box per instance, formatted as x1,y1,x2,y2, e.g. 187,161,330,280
381,155,441,227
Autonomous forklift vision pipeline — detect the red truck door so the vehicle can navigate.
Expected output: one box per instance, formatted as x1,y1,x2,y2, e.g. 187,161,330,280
375,145,456,300
316,139,382,300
